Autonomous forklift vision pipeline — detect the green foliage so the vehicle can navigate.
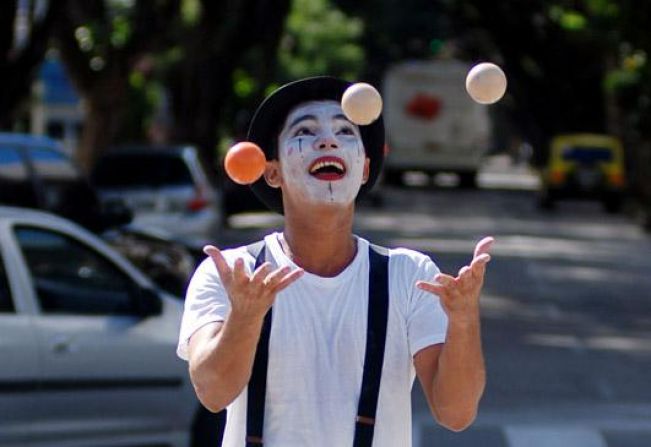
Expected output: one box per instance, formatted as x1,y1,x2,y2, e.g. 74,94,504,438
181,0,201,25
110,15,131,48
233,69,258,99
605,49,646,92
278,0,364,80
429,39,445,56
584,0,619,18
444,0,651,172
120,62,165,142
72,5,135,72
220,0,364,142
549,6,588,31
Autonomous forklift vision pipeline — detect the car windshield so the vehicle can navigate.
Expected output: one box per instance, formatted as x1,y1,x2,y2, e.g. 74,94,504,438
0,145,28,180
29,147,79,180
561,146,614,163
92,153,193,188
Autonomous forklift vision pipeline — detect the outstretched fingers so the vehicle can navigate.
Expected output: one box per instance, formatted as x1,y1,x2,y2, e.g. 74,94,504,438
416,273,455,296
261,265,291,289
203,245,232,284
251,262,273,284
471,253,491,279
273,268,305,293
473,236,495,259
416,238,495,320
232,257,250,286
203,245,260,289
470,237,494,280
252,262,304,294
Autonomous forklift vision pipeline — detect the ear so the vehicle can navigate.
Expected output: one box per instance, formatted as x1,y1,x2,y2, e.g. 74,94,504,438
264,160,282,189
361,157,371,184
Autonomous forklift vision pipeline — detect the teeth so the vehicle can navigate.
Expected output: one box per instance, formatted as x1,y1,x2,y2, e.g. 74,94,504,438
310,160,345,174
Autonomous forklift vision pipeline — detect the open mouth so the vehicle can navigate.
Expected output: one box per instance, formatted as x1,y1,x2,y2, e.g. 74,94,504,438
308,156,347,181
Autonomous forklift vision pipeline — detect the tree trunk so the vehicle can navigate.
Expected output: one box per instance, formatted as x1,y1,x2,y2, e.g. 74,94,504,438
169,0,291,172
76,78,128,172
0,0,59,129
177,54,230,168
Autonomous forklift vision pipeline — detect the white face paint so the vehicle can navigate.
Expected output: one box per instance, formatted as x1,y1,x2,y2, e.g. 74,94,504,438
277,100,367,206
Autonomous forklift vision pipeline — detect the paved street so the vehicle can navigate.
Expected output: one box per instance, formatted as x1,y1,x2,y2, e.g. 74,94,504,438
215,159,651,446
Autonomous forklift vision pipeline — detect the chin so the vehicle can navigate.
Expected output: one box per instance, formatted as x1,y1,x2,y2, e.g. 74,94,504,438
290,196,357,212
309,191,359,207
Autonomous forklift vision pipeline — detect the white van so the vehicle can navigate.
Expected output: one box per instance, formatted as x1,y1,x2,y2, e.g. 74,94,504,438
382,59,491,187
0,207,220,446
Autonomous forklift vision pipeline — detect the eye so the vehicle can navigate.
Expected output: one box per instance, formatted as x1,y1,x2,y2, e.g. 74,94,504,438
294,126,314,137
336,125,355,136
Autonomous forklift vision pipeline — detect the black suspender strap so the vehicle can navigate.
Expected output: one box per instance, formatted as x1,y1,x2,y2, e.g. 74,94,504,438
246,241,270,446
244,241,390,447
353,244,390,447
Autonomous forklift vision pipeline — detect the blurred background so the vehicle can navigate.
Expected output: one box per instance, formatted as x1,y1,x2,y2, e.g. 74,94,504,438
1,1,651,446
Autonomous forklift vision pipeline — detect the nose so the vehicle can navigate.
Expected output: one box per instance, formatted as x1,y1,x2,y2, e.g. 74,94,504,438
315,134,339,151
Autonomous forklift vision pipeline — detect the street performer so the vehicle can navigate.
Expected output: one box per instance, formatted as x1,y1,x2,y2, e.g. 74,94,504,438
177,76,494,446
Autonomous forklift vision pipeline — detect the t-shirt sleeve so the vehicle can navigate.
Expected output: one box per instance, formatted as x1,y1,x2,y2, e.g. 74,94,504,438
176,255,233,361
405,254,448,357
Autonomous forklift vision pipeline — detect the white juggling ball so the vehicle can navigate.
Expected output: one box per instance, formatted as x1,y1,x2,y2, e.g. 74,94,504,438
465,62,507,104
341,82,383,125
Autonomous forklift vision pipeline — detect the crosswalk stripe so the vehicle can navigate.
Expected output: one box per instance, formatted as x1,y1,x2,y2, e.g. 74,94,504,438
504,426,607,447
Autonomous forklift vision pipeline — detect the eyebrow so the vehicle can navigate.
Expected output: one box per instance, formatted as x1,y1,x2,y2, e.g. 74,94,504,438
288,114,317,129
287,113,353,130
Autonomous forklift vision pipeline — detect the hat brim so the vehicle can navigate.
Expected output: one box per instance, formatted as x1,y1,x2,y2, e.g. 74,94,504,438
247,76,385,214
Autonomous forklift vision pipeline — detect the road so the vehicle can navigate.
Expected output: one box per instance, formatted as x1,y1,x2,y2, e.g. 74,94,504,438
216,161,651,447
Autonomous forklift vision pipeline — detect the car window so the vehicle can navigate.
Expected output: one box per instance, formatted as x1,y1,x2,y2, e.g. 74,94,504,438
0,145,29,180
0,245,15,313
93,153,193,188
22,147,102,230
15,226,137,316
561,146,614,163
0,145,38,208
28,147,78,181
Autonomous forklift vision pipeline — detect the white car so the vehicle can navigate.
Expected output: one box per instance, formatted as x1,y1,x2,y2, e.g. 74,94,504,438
0,206,219,447
91,145,222,242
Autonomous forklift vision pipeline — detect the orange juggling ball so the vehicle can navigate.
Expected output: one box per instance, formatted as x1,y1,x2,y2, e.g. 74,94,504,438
224,142,266,185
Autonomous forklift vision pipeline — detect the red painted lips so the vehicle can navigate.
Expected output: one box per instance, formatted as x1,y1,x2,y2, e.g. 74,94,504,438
308,156,347,181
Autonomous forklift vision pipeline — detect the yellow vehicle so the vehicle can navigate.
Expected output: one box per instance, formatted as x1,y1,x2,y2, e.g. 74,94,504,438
539,133,627,212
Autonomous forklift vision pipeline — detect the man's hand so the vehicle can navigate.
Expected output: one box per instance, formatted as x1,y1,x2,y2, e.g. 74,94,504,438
414,237,493,430
416,237,494,322
203,245,304,321
188,245,303,412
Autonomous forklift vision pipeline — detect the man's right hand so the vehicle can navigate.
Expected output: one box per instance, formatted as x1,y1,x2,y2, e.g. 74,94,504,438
203,245,304,321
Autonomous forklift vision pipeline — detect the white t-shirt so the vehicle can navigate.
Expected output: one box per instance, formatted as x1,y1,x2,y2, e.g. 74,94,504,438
177,232,448,447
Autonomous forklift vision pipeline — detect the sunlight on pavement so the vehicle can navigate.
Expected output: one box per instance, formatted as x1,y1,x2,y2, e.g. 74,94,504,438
504,426,607,447
387,235,651,267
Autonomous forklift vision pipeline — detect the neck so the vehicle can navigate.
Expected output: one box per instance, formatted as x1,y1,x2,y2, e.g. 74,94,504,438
281,202,356,277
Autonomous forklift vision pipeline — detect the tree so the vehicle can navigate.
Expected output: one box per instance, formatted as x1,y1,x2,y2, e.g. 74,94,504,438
217,0,364,150
51,0,180,170
0,0,60,129
278,0,364,81
48,0,292,172
333,0,447,85
167,0,291,170
211,0,365,214
603,1,651,218
444,1,619,165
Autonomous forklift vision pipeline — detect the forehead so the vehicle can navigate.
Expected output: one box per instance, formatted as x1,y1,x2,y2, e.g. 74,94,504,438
282,100,343,128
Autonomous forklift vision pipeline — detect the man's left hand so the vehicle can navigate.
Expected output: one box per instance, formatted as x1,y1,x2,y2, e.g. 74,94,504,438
416,237,494,322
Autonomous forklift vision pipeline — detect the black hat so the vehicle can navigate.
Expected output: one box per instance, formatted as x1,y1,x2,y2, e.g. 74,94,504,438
247,76,385,214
